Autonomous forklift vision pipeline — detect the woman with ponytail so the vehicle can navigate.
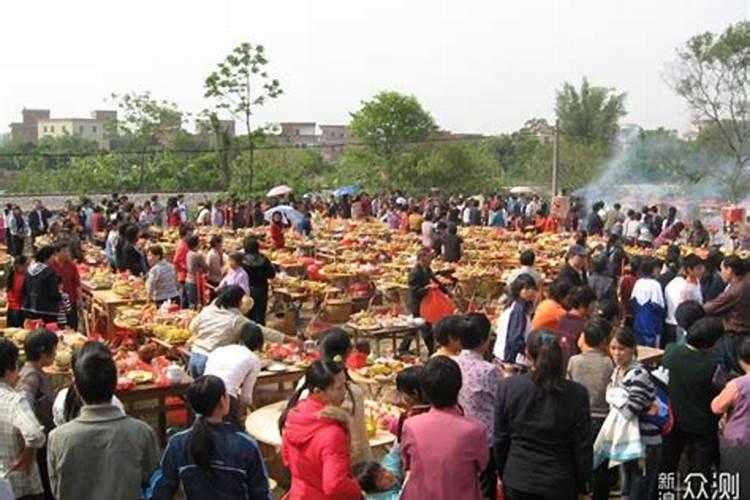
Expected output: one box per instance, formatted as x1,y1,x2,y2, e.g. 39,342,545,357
280,360,362,500
145,375,271,500
494,330,593,500
294,327,372,464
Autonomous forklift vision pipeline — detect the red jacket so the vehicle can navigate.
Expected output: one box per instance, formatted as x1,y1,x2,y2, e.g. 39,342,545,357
51,260,81,302
173,238,189,282
7,271,24,311
281,396,362,500
270,223,285,249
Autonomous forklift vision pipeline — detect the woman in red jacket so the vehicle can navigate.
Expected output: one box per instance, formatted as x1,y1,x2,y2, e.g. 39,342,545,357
6,256,27,327
280,360,362,500
269,212,286,249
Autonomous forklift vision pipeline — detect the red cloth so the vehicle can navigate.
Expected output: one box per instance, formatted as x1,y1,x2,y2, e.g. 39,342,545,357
91,213,105,234
168,210,181,228
346,352,368,370
270,222,285,249
619,274,638,319
543,217,559,233
7,271,24,310
51,260,81,302
281,396,362,500
173,238,189,282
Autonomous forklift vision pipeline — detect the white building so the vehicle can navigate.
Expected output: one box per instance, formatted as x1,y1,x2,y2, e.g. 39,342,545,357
37,118,109,149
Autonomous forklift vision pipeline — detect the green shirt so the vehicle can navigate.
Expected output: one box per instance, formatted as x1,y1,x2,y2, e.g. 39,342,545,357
662,344,720,434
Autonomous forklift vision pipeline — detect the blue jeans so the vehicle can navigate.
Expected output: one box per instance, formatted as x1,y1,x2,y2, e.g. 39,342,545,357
188,353,208,378
184,282,199,308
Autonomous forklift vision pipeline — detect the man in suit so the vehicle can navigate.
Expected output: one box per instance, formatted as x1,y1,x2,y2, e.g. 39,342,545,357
558,244,589,287
28,199,51,239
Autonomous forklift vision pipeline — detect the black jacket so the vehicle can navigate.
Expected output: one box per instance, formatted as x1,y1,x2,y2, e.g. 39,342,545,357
28,209,51,236
408,264,434,316
442,234,462,263
494,373,592,498
242,253,276,290
120,244,146,277
22,262,62,317
558,263,587,288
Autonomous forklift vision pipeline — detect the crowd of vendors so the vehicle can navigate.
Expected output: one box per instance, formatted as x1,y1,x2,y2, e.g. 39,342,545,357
0,188,749,500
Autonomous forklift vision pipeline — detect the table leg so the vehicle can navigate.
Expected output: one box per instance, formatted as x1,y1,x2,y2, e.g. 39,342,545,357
107,304,115,340
158,396,167,447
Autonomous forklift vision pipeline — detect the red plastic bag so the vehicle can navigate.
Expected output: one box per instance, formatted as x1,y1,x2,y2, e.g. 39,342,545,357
419,288,455,324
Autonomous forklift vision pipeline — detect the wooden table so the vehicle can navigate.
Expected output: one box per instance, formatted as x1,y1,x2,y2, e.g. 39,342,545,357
637,345,664,365
246,400,394,449
116,380,192,446
350,324,423,357
256,365,306,394
89,289,146,340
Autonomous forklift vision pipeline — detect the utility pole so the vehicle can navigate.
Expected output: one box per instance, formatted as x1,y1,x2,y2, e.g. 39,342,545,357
551,119,560,196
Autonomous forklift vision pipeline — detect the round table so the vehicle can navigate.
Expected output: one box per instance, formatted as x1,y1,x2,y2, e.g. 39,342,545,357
245,400,395,449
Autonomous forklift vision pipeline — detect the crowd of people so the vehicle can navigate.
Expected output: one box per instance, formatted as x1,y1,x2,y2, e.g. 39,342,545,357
1,191,750,500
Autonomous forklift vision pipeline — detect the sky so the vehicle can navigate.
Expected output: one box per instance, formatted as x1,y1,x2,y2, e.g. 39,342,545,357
1,0,748,137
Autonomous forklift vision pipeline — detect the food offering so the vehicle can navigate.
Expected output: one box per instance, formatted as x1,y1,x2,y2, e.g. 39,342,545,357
114,305,149,330
261,342,319,369
348,311,422,331
2,327,30,348
356,357,411,383
54,348,73,371
364,399,400,438
81,267,115,290
112,276,146,300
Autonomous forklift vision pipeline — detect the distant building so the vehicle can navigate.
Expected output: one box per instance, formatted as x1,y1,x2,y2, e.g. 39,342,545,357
10,108,116,149
38,118,110,149
9,109,50,145
318,125,352,162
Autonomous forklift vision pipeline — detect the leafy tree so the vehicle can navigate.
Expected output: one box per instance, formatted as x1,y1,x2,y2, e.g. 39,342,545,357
350,91,438,157
204,42,283,192
555,78,626,143
667,21,750,202
110,91,185,149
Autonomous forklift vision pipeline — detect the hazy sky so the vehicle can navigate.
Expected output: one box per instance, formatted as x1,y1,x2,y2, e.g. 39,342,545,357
1,0,748,136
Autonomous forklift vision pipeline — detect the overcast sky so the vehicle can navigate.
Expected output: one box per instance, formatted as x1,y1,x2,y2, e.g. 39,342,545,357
1,0,747,137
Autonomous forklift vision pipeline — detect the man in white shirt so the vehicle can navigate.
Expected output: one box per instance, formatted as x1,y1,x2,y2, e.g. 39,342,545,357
664,254,704,345
203,322,264,430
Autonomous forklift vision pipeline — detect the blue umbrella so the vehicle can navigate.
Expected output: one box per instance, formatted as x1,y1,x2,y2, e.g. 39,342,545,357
264,205,304,226
334,185,361,197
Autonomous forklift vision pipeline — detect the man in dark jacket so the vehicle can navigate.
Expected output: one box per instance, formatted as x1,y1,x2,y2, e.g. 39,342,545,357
242,237,276,325
28,200,51,239
400,249,437,355
442,223,462,263
22,245,62,324
588,254,617,304
558,245,589,288
586,202,604,236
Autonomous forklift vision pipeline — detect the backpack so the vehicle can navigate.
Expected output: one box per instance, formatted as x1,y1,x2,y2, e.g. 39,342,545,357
640,369,673,436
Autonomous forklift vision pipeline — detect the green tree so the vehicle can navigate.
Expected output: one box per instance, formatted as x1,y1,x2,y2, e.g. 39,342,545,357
109,91,187,189
204,42,283,192
348,91,438,189
555,78,626,143
668,21,750,201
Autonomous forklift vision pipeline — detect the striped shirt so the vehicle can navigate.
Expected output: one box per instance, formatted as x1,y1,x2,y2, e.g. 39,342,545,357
0,382,46,497
611,362,661,445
